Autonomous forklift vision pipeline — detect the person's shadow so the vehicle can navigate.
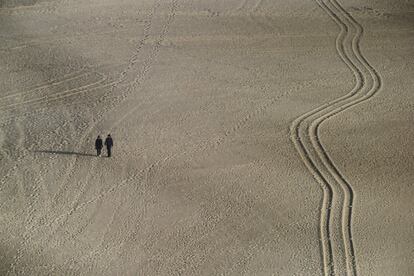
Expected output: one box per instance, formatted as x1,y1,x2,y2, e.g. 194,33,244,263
33,150,96,157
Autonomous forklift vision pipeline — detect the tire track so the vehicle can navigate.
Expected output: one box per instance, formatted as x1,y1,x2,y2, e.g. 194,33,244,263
252,0,264,13
0,108,78,208
3,118,46,275
236,0,249,12
0,63,125,118
70,197,122,275
0,66,129,126
232,3,341,273
3,89,113,275
0,21,154,53
0,74,109,111
0,119,28,206
290,0,382,275
312,0,382,274
0,122,15,187
0,68,87,101
14,120,28,206
290,1,357,273
234,0,263,15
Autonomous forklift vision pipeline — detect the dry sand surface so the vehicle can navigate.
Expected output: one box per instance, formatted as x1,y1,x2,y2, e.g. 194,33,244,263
0,0,413,275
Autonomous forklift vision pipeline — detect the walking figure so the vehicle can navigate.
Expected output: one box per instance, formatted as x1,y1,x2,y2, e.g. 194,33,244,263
95,135,103,157
104,134,113,157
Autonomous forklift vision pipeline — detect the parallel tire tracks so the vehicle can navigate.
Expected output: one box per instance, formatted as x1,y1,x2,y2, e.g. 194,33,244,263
0,73,109,111
290,0,382,276
0,68,87,101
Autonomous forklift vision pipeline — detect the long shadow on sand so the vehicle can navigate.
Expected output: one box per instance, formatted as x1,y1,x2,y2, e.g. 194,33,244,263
33,150,96,157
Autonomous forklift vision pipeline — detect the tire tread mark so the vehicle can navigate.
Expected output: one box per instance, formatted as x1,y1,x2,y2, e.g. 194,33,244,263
311,1,382,275
290,0,382,275
0,68,87,101
0,72,108,111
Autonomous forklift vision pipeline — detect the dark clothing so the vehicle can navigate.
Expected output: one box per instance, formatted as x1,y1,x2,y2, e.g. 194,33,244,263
104,136,113,157
95,137,103,156
104,137,113,148
95,138,103,149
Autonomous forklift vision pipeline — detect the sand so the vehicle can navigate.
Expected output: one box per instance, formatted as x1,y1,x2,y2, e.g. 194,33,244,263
0,0,413,275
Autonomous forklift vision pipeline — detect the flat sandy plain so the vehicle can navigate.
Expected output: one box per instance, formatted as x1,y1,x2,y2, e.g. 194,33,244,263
0,0,413,275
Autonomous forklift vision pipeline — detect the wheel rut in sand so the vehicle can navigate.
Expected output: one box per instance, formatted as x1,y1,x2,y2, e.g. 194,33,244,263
290,0,382,276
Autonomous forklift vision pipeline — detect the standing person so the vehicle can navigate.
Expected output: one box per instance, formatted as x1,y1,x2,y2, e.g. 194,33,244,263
95,135,103,157
104,134,113,157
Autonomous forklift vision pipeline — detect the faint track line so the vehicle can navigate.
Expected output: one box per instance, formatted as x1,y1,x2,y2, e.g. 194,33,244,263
236,0,249,12
0,23,153,53
0,75,109,111
0,68,87,100
252,0,264,13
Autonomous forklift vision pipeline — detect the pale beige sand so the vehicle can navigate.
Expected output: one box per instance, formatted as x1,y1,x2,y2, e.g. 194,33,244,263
0,0,413,275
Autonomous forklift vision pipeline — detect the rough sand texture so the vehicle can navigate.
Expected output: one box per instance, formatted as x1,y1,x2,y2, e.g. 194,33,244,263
0,0,413,275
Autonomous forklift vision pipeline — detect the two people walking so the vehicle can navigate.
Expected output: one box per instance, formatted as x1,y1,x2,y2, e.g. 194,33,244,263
95,134,113,157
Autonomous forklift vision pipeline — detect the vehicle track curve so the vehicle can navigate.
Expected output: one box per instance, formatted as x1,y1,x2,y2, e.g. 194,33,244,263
290,0,382,275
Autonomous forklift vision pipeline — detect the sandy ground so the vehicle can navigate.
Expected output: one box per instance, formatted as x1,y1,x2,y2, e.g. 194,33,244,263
0,0,413,275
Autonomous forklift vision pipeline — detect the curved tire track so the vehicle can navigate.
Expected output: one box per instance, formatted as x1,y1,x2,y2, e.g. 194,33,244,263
290,0,382,275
